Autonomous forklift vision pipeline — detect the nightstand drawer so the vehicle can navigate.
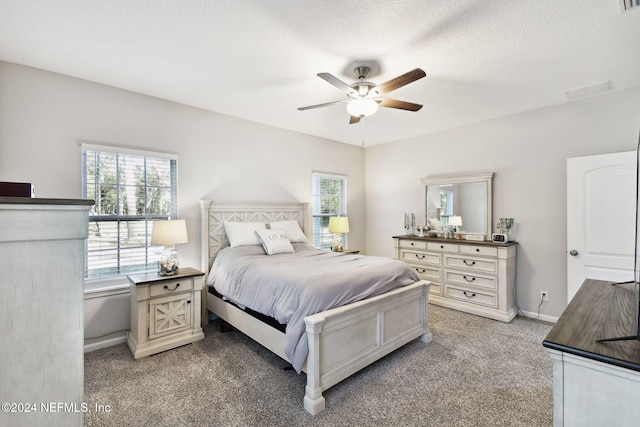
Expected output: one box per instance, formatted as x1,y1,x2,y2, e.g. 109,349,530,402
149,278,193,297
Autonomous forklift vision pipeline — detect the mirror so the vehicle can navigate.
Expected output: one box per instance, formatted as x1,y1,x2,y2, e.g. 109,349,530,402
421,173,494,240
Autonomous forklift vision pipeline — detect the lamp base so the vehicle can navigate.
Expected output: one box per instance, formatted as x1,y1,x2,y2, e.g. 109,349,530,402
331,234,344,252
159,247,179,276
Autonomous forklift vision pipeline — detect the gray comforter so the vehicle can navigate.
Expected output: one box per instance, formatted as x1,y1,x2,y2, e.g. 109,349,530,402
207,243,419,372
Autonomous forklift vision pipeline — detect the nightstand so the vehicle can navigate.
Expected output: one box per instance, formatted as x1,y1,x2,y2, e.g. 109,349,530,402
127,267,205,359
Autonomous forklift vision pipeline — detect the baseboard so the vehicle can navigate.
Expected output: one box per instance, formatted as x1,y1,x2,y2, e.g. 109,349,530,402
519,309,558,323
84,332,128,353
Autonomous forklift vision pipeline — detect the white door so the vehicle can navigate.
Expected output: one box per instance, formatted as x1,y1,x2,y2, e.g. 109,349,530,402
567,151,636,303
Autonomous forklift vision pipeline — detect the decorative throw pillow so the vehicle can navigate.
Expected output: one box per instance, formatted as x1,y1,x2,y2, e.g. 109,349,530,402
268,220,309,243
223,221,266,247
255,229,295,255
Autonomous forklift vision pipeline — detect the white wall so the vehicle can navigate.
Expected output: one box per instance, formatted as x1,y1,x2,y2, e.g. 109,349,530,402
3,60,639,333
365,86,640,319
0,62,366,347
0,61,367,262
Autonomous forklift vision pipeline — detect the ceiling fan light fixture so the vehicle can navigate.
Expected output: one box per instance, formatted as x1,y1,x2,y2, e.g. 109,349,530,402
346,98,378,117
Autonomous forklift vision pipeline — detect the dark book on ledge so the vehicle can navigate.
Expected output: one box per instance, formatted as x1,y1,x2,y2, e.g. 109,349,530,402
0,182,34,197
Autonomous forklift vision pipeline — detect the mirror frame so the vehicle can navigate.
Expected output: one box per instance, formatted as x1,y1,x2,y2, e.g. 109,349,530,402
420,172,494,240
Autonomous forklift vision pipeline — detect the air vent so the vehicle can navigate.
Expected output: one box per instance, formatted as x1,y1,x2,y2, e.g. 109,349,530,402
620,0,640,12
564,81,611,101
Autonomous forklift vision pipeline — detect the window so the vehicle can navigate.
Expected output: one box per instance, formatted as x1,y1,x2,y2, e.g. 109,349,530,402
312,172,347,250
82,144,178,282
440,190,453,224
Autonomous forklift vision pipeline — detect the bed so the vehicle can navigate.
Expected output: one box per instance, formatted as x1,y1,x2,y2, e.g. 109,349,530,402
200,200,432,415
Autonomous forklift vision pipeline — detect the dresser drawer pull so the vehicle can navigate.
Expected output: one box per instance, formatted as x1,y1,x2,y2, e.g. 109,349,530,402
415,268,426,274
410,242,415,246
164,283,180,291
463,291,476,298
463,275,476,282
463,260,476,266
440,245,444,249
415,254,426,260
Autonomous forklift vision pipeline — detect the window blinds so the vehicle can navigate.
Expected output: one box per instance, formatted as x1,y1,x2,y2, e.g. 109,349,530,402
82,146,178,281
311,172,347,250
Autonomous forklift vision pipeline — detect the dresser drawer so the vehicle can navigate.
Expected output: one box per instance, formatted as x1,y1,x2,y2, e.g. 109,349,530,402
444,255,497,274
427,281,442,296
444,270,497,291
460,245,498,257
445,285,497,308
427,242,459,253
401,250,441,266
410,264,441,281
399,239,427,250
149,277,193,297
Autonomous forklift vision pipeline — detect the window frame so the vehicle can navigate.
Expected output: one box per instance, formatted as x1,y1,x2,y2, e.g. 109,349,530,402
81,143,179,284
311,171,348,250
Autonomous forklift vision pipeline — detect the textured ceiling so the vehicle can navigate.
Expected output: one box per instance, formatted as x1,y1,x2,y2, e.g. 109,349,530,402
1,0,639,146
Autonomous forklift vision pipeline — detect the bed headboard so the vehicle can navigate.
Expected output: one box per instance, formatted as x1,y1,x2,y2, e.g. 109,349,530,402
200,200,309,274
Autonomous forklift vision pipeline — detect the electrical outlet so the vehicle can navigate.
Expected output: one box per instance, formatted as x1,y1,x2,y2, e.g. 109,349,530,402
540,291,549,302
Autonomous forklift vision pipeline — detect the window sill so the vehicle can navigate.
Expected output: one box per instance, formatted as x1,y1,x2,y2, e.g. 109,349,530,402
84,279,130,300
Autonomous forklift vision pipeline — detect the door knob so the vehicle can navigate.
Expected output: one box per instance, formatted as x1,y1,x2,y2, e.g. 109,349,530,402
569,249,579,256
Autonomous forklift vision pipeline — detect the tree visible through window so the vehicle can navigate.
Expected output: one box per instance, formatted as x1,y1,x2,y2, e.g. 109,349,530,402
82,145,178,281
312,173,347,250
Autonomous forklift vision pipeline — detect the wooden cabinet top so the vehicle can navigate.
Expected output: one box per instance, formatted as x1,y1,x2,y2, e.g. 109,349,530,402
543,279,640,372
393,234,518,247
0,197,94,206
128,267,205,285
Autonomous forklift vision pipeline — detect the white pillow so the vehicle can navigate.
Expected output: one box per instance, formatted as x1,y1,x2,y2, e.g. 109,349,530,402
255,229,294,255
268,220,309,243
223,221,266,247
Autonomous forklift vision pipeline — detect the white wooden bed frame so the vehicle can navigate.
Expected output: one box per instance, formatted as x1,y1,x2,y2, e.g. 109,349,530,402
200,200,432,415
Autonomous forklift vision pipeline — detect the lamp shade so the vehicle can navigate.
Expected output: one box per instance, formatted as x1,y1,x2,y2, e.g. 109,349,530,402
151,219,188,247
328,216,350,234
346,98,378,117
449,216,463,227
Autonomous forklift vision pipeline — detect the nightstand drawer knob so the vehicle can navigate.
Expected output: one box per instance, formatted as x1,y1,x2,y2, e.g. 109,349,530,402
164,283,180,291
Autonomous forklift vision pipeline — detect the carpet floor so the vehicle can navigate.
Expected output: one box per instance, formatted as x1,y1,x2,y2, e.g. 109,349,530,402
84,305,554,426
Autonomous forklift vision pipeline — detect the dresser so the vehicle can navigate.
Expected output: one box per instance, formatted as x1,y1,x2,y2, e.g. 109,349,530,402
0,197,93,427
127,268,205,359
393,235,517,322
543,279,640,426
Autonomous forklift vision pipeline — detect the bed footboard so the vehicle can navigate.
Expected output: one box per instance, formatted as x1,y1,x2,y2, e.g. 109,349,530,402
303,280,431,415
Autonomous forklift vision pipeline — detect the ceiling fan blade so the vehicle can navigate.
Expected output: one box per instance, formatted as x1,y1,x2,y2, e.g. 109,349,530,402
376,68,426,94
349,115,361,125
317,73,358,95
379,98,423,111
298,100,346,111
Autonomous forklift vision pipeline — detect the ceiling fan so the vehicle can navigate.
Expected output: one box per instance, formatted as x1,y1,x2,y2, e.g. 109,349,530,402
298,66,426,124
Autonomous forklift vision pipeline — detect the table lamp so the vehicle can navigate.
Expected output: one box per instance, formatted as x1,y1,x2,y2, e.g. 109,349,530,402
449,216,463,232
151,219,188,276
328,216,349,252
